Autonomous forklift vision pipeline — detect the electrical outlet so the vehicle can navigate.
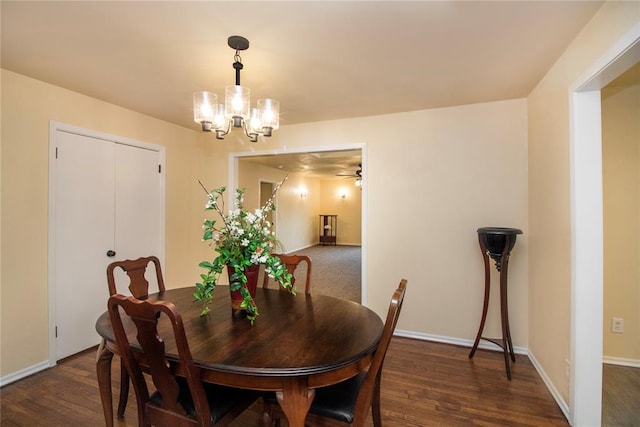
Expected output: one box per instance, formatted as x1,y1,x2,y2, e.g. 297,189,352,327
612,317,624,334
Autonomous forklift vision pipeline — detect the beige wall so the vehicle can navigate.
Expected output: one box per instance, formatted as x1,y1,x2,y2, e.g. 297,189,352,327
1,68,528,380
236,158,363,249
602,73,640,361
241,99,529,345
0,70,210,376
527,0,640,405
316,178,362,246
236,160,322,252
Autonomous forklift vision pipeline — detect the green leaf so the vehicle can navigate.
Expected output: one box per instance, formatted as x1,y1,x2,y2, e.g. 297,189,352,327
198,260,214,269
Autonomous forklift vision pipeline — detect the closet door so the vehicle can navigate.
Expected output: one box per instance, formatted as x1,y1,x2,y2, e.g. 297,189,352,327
113,144,162,293
54,131,116,360
51,127,163,360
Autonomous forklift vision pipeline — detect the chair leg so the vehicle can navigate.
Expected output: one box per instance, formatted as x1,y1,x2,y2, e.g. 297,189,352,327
116,358,129,418
261,399,274,427
372,375,382,427
261,399,285,427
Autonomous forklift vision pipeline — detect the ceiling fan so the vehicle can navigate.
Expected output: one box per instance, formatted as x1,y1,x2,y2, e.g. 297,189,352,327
336,163,362,179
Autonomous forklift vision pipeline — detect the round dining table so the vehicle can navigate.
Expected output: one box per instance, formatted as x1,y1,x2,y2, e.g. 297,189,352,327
95,286,383,427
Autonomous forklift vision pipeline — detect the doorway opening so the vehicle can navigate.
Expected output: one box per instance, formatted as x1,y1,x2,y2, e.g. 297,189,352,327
229,144,367,304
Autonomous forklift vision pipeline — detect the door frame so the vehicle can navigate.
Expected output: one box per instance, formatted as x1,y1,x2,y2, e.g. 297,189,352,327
228,143,367,303
569,25,640,425
259,180,277,236
47,121,166,366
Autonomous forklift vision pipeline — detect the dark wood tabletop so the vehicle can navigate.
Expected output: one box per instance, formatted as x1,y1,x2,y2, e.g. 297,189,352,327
95,286,383,427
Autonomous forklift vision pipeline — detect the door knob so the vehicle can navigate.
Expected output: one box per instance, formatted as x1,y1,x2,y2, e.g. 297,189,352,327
106,250,116,257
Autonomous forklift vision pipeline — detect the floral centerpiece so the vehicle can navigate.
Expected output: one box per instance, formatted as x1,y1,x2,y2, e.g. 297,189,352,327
193,176,294,324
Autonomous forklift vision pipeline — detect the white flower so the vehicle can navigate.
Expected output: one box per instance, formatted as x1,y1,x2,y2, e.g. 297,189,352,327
197,176,292,322
264,266,275,279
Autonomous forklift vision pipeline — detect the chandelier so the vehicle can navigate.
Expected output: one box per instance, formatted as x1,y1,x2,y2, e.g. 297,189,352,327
193,36,279,143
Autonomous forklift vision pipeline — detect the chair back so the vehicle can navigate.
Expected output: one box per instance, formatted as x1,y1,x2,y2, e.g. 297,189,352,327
106,256,165,418
263,254,312,294
353,279,407,425
107,256,165,298
108,294,212,426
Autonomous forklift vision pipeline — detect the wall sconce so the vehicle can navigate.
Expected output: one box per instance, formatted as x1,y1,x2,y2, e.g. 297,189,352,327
339,190,348,199
299,189,308,198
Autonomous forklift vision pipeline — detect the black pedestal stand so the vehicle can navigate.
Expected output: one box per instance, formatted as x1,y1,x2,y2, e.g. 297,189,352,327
468,227,523,380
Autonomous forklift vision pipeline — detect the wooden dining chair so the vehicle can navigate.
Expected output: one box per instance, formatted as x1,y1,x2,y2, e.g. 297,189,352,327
107,255,165,298
262,279,408,427
108,294,259,427
106,255,165,417
262,254,312,295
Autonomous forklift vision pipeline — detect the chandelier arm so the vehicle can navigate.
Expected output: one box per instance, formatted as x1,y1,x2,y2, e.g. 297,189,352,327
215,119,232,140
242,120,260,143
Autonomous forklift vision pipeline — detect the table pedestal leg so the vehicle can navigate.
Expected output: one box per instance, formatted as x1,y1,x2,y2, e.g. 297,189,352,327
96,339,115,427
276,378,315,427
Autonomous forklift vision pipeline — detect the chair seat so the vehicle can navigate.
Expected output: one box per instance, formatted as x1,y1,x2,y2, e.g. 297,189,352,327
308,371,367,423
150,378,259,424
263,371,367,424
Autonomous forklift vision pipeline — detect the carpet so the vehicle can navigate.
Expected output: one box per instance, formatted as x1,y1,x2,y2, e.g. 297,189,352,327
291,244,362,303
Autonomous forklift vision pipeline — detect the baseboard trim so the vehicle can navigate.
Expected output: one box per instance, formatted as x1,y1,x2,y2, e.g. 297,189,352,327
0,360,51,387
287,243,362,253
603,355,640,368
394,329,527,355
393,329,570,424
286,243,316,253
528,351,570,422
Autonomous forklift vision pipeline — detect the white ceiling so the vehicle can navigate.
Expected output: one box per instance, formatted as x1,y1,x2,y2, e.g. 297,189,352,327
240,149,363,179
1,1,605,176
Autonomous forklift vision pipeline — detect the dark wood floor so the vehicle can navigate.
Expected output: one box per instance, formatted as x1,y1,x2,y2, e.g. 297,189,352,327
1,337,569,426
602,363,640,427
